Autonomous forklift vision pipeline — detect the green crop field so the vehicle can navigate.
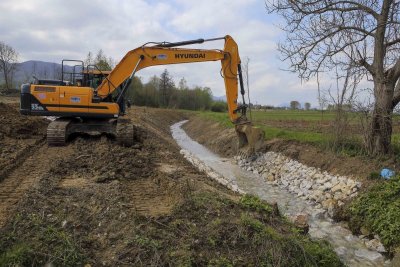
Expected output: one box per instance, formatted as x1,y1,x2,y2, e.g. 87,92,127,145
198,109,400,154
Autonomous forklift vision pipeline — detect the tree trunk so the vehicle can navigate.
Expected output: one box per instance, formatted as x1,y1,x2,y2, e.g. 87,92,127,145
367,81,395,155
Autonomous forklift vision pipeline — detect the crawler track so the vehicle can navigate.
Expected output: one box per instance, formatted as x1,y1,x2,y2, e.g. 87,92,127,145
47,119,71,146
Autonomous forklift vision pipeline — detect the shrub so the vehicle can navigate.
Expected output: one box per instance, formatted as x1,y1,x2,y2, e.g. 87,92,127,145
211,101,227,112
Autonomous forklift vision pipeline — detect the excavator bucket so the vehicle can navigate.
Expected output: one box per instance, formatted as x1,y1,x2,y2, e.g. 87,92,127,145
235,124,265,157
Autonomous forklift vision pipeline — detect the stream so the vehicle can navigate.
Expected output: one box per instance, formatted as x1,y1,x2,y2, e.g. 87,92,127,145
171,120,390,267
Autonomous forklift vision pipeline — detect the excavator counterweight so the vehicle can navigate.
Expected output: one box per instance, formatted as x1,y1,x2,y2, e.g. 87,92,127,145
20,35,265,155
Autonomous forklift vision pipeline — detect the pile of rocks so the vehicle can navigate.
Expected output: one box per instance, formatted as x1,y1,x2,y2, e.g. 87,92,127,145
235,152,362,216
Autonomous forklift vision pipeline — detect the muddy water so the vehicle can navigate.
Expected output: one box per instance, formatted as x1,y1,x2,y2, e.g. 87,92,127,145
171,120,389,267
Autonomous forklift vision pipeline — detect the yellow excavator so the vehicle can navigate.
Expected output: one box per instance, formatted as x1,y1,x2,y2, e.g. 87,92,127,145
20,35,264,154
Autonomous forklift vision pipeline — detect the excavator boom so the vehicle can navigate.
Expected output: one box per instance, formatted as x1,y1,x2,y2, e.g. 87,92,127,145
96,35,241,123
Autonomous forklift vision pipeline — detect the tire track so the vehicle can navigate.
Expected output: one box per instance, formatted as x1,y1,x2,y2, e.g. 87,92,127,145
0,144,73,228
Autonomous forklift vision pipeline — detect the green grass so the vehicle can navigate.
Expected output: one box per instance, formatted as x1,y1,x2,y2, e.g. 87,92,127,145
0,213,85,266
197,111,329,144
250,110,336,122
346,177,400,252
197,110,400,155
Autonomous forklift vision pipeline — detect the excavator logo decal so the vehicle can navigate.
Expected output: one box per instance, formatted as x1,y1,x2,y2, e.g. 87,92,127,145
157,54,167,60
175,53,206,59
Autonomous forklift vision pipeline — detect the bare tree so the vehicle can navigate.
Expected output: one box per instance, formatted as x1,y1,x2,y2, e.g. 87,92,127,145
0,41,19,90
266,0,400,155
326,62,359,148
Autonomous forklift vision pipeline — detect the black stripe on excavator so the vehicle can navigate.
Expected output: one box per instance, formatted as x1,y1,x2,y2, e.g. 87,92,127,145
20,93,48,114
156,38,205,48
34,87,57,92
45,104,109,109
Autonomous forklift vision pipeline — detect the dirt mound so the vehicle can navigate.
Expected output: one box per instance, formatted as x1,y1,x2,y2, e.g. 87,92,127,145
183,116,238,157
0,102,47,138
0,103,48,181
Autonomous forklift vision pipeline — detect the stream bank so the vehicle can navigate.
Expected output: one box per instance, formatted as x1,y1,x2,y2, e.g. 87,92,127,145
173,120,390,266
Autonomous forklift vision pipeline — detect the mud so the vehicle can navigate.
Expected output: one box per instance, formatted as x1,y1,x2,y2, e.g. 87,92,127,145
0,102,48,181
0,102,47,138
0,105,233,265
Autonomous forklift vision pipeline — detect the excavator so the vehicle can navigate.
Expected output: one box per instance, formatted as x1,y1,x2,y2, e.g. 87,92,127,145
20,35,264,154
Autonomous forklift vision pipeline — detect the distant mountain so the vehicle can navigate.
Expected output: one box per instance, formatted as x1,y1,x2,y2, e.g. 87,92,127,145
212,95,226,102
10,60,74,86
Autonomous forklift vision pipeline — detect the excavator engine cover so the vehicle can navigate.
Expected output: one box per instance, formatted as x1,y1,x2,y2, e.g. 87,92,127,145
235,124,265,156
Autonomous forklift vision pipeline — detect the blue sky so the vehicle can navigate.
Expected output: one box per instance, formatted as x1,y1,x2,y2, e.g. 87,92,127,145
0,0,325,107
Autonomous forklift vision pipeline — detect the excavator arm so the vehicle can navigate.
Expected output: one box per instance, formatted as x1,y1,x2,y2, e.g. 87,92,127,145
96,35,264,154
96,35,243,123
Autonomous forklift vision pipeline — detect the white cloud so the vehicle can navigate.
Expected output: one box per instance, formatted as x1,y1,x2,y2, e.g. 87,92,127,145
0,0,325,106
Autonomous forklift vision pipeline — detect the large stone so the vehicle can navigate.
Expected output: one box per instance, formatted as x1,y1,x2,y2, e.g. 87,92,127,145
310,190,324,202
331,182,347,193
365,239,386,253
290,214,309,233
334,246,347,257
320,182,333,191
265,173,275,182
360,226,371,236
311,208,326,219
333,192,344,200
281,179,289,187
354,248,383,262
321,199,336,210
300,180,313,190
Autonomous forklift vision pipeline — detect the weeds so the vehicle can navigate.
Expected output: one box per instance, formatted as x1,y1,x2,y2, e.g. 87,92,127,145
0,213,84,266
346,177,400,252
239,194,272,214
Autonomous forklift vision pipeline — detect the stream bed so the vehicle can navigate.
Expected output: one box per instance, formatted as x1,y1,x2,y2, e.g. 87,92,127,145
171,120,390,267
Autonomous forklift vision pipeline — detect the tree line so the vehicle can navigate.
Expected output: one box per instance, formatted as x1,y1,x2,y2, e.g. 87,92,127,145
125,69,226,111
82,52,224,111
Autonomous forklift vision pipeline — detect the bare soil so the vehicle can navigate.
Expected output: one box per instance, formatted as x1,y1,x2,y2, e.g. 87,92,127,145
0,103,341,266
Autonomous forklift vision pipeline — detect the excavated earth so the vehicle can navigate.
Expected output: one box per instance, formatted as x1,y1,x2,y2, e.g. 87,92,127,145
0,101,343,266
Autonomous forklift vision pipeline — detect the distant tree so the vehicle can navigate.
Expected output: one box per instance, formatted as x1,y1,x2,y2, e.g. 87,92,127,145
178,77,188,90
159,69,175,107
290,100,300,110
127,77,144,104
85,52,94,66
94,49,113,71
304,102,311,110
144,75,161,107
52,63,62,80
0,41,18,90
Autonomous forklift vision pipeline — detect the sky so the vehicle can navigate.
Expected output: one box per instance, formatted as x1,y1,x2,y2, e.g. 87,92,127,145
0,0,328,107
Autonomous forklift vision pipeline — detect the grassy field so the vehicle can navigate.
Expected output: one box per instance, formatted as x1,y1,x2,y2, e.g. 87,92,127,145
198,109,400,155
